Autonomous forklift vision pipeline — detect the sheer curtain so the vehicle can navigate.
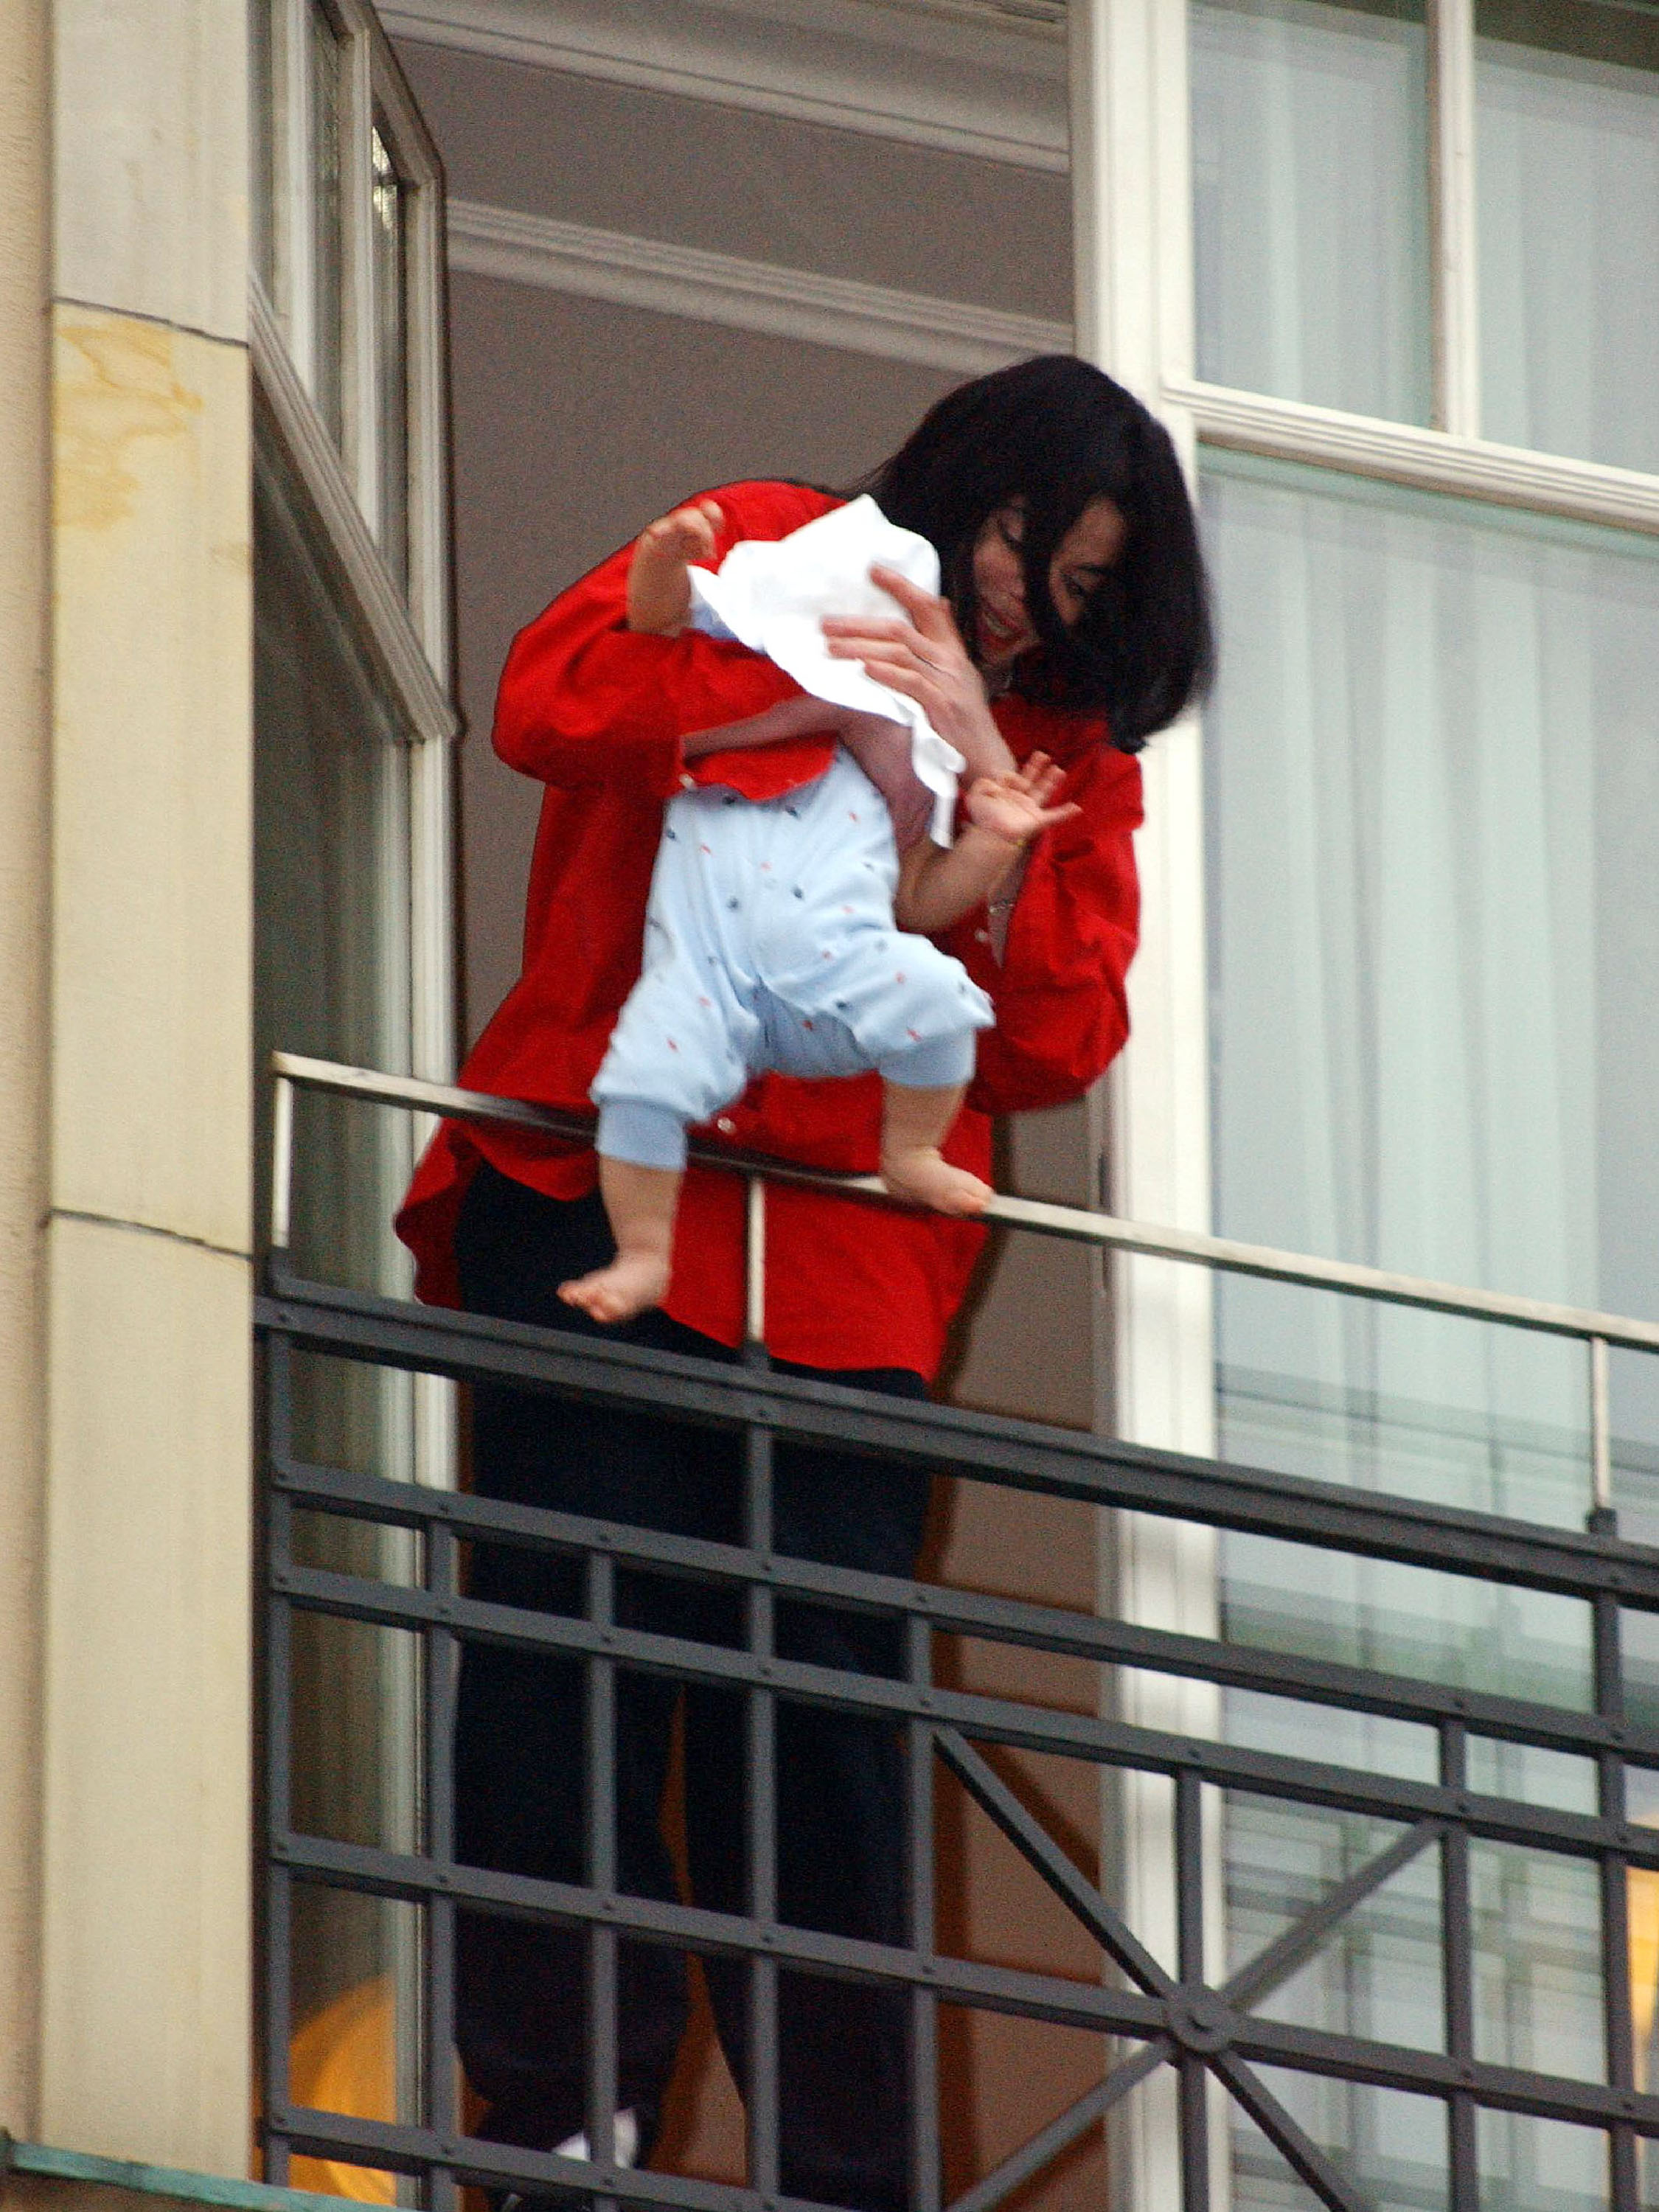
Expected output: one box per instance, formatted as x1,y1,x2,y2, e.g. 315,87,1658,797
1190,0,1432,422
1189,0,1659,2194
1198,455,1659,2212
1477,1,1659,476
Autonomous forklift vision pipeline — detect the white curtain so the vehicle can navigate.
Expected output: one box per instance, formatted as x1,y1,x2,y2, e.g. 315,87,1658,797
1190,0,1432,422
1197,455,1659,2212
1203,461,1619,1531
1189,3,1659,2197
1478,28,1659,476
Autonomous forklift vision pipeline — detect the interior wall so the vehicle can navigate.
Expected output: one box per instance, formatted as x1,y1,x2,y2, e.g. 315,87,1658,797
444,272,958,1040
397,31,1108,2208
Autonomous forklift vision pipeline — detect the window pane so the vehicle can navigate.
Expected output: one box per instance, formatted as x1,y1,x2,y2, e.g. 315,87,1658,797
1232,2066,1449,2211
308,0,344,445
1191,0,1432,420
1476,0,1659,476
288,1884,422,2194
251,0,276,298
370,117,411,594
1202,455,1659,2201
1475,2109,1609,2212
1202,454,1659,1528
254,427,412,1329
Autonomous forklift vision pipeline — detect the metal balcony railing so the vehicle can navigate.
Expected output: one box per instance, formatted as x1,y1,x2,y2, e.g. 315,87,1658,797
257,1051,1659,2212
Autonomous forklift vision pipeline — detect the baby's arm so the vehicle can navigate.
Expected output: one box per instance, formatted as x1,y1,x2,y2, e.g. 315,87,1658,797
627,499,725,636
894,754,1079,936
681,695,889,759
630,502,894,759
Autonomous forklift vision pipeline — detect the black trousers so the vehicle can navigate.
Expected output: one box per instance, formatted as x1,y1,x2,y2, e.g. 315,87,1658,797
453,1162,931,2212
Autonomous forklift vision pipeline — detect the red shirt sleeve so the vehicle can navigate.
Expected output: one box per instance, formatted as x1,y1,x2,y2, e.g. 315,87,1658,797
492,481,843,797
948,733,1144,1116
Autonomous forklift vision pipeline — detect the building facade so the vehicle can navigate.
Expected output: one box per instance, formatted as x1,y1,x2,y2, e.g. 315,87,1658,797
3,2,1659,2211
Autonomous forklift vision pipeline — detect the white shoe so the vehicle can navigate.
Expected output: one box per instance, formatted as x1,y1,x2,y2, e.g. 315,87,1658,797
554,2110,641,2168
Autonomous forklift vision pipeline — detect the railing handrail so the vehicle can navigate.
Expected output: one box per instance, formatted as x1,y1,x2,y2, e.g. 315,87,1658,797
269,1049,1659,1357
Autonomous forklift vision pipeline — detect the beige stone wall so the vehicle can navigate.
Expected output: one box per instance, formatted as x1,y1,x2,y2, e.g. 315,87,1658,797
0,0,51,2152
34,0,254,2175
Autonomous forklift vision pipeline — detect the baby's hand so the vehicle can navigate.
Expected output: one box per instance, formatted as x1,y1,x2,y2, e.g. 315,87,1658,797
964,752,1080,847
627,499,724,634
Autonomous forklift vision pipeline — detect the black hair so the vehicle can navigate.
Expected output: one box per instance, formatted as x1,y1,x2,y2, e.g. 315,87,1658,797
857,355,1214,751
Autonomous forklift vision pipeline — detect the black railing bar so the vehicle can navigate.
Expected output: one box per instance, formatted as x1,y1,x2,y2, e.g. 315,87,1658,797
270,1053,1659,1356
1222,1818,1444,2014
257,1283,1659,1604
260,1339,296,2186
934,1728,1178,1997
585,1551,622,2180
272,1563,1659,1859
274,1450,1646,1757
273,1827,1168,2040
1596,1586,1641,2211
268,1576,1659,1861
1174,1770,1212,2212
261,1854,1659,2140
1209,2053,1366,2212
907,1618,942,2212
422,1514,460,2159
1220,2018,1659,2132
945,2045,1167,2212
742,1413,781,2202
267,2104,844,2212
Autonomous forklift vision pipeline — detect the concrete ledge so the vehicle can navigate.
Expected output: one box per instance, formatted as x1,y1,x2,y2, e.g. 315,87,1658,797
0,2140,348,2212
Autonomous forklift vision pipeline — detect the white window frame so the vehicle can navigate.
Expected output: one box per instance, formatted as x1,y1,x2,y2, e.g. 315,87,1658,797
1069,0,1659,2200
253,0,458,1498
253,0,458,2133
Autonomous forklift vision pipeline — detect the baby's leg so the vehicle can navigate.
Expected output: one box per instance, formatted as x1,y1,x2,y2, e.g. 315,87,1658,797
560,1103,689,1323
877,1032,991,1217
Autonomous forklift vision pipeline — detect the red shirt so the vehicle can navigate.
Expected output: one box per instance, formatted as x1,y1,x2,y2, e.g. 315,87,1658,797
397,480,1143,1376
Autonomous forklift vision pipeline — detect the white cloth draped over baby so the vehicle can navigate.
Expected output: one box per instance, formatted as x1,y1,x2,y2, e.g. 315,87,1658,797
686,495,964,849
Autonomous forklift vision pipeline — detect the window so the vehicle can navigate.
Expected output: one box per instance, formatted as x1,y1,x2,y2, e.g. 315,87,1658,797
251,5,455,2165
1077,0,1659,2197
254,0,448,625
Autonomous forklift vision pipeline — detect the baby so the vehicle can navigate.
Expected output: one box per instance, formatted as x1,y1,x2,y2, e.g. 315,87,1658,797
559,498,1077,1324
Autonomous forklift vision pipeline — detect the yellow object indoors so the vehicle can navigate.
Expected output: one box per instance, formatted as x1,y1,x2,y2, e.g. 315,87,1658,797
288,1975,398,2203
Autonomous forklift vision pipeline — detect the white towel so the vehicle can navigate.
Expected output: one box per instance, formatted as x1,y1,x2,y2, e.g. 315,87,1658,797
688,495,963,846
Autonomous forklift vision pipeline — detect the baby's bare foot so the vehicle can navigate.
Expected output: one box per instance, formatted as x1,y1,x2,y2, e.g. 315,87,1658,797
880,1147,992,1217
558,1251,671,1324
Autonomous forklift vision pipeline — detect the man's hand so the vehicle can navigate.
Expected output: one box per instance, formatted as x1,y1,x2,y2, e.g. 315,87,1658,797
821,564,1016,781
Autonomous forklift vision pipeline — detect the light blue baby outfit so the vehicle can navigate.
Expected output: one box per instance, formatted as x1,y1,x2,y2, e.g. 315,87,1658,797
593,747,994,1171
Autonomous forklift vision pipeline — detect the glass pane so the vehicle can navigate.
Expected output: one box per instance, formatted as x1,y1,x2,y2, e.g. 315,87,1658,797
1464,1734,1597,1814
288,1883,421,2194
1475,2109,1609,2211
1203,453,1659,1526
1226,1801,1444,2049
1203,452,1659,2202
254,436,414,1509
1223,1535,1591,1709
254,444,412,1283
309,0,344,445
1472,1842,1605,2080
251,0,276,298
370,118,411,595
1476,0,1659,474
1191,0,1432,420
289,1617,421,1853
1233,2067,1448,2211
